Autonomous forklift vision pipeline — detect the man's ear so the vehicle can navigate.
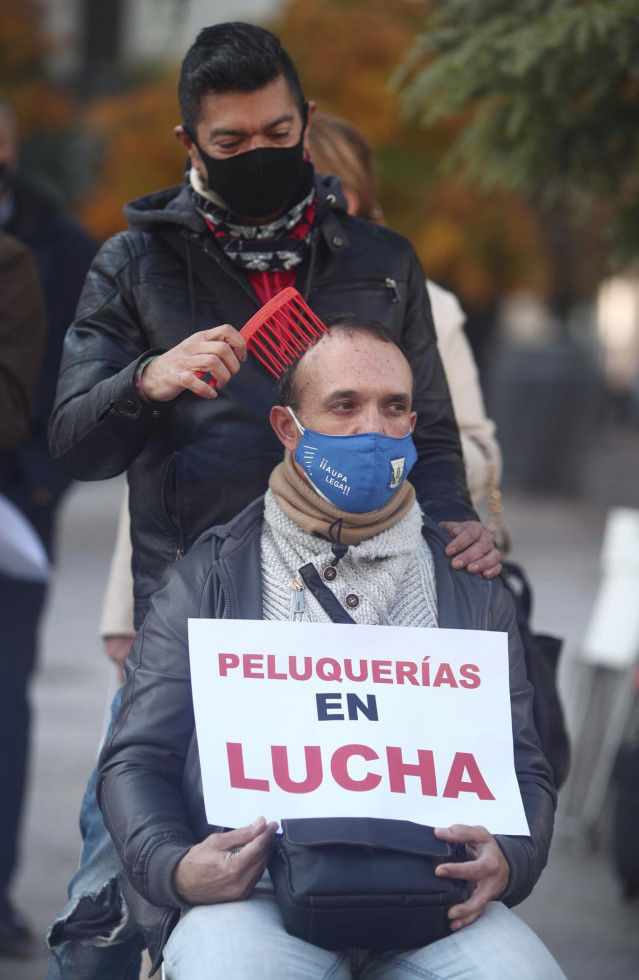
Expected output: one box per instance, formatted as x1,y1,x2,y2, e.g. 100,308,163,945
174,124,193,151
174,125,202,174
270,405,301,451
302,101,317,153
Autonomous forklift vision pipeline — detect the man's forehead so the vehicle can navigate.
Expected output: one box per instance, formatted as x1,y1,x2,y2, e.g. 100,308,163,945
295,330,412,395
197,76,299,131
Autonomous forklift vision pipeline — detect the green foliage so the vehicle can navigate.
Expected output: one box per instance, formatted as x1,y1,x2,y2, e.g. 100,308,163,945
276,0,553,310
396,0,639,258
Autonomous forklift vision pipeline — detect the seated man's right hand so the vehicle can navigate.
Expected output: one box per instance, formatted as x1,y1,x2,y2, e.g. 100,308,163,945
173,817,278,906
141,324,247,401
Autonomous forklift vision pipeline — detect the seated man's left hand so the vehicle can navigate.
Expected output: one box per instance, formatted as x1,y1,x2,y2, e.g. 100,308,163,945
433,824,510,931
440,521,502,579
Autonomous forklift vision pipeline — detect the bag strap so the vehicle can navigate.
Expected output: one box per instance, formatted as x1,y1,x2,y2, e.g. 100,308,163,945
502,560,533,623
484,461,512,555
297,562,356,625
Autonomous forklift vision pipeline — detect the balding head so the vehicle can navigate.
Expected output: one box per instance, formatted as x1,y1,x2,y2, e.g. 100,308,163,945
277,313,413,412
270,316,416,453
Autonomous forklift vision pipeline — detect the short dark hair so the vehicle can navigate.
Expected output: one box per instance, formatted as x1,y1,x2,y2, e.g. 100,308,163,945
277,313,411,411
179,22,305,138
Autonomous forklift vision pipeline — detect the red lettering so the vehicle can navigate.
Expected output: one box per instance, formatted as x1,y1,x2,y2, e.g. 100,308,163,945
433,662,458,688
317,658,342,682
459,664,481,689
344,659,368,682
443,752,495,800
386,747,437,796
331,744,381,792
395,661,419,685
267,655,287,680
243,654,264,678
371,660,393,683
218,653,239,676
226,742,269,791
289,656,312,680
271,745,322,794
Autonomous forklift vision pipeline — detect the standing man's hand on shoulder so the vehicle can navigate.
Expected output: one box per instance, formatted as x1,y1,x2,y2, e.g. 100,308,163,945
141,324,247,401
173,817,278,906
440,521,502,579
434,824,510,930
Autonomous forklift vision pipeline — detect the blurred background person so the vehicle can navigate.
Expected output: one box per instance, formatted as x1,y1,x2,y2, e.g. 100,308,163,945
308,110,502,509
0,228,46,957
0,95,96,956
0,231,45,451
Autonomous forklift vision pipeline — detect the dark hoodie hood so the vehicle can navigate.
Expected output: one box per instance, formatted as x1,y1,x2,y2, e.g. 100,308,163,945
123,172,348,235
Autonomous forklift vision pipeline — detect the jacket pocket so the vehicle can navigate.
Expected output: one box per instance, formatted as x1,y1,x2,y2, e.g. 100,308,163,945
311,275,402,304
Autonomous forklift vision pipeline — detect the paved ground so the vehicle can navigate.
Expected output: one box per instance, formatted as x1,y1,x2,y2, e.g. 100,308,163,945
3,426,639,979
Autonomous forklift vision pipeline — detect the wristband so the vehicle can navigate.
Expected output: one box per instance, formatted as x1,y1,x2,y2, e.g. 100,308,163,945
134,355,159,402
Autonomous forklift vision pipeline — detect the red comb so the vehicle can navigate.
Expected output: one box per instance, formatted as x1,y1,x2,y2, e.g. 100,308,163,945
197,287,328,387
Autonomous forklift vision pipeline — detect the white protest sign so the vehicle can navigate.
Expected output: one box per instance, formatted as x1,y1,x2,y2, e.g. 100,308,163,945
188,619,529,836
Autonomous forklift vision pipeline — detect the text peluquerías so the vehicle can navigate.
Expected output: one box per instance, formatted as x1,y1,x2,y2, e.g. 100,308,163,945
217,653,481,688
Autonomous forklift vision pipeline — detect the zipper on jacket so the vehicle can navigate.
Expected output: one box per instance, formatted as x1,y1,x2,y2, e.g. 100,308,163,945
312,275,402,303
385,277,400,303
215,557,234,618
297,226,320,302
161,451,187,560
483,578,492,631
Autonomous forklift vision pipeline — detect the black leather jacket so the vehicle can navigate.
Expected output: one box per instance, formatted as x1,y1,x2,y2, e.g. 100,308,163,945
97,500,556,970
48,175,475,626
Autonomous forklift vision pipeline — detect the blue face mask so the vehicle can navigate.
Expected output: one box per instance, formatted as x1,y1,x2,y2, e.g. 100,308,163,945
289,410,418,514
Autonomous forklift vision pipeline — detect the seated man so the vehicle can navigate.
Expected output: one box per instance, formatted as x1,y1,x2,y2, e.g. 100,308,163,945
97,315,565,980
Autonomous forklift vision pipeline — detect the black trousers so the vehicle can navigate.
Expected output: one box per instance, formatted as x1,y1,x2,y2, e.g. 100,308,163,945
0,574,47,895
0,497,56,898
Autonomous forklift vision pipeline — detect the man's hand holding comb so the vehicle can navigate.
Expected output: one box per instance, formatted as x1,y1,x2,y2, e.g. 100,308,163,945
140,324,247,401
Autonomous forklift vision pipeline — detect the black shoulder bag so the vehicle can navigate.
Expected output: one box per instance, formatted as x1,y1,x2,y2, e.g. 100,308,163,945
484,464,570,789
267,562,471,951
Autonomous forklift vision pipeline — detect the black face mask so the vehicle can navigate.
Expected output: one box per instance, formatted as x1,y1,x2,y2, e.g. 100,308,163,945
192,106,308,219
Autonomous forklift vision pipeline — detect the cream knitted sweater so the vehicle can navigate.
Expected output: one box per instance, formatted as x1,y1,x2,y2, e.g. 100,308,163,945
261,490,437,628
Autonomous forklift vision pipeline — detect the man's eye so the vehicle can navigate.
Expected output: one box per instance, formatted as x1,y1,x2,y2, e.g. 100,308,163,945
333,402,354,411
268,131,291,142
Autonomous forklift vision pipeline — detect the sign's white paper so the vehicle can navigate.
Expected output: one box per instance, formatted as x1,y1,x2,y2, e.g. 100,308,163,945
188,619,529,836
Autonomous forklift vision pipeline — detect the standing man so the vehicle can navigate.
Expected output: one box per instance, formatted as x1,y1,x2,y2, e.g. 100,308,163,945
46,21,499,979
0,99,95,957
0,96,97,551
0,231,45,958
